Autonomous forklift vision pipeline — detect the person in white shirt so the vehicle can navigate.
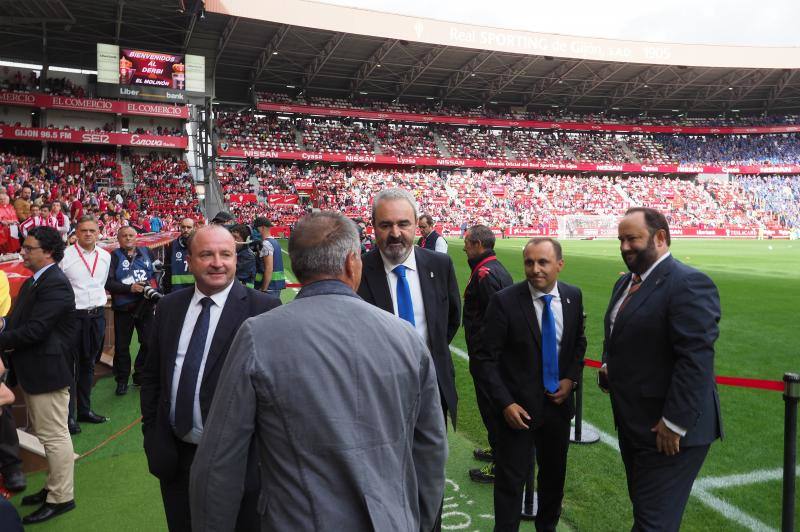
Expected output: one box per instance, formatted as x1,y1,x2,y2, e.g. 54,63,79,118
417,214,449,254
59,216,111,433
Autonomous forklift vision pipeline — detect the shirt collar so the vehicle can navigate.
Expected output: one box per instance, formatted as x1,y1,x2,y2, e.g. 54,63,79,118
638,251,671,283
192,280,235,309
32,262,55,282
528,281,560,300
77,243,97,255
381,248,418,275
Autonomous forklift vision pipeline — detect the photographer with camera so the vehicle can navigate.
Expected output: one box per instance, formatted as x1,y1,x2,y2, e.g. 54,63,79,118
105,226,160,396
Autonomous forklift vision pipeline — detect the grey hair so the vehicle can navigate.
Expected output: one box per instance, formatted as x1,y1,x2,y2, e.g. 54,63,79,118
289,211,360,283
371,188,418,221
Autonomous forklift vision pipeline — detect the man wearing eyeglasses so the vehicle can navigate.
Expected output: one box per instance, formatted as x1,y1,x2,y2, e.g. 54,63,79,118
1,227,76,524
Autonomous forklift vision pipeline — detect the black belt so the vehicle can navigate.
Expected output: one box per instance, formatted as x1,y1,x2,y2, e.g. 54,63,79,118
75,307,103,316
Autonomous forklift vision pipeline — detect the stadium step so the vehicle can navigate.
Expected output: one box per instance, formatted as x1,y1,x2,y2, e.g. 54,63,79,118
121,162,135,191
434,132,451,157
619,140,640,162
368,130,383,154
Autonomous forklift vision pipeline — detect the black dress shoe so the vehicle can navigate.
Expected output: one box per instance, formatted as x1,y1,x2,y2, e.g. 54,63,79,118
131,373,142,387
22,500,76,524
77,411,108,424
21,488,48,506
2,468,27,492
473,447,494,462
68,419,81,435
115,382,129,396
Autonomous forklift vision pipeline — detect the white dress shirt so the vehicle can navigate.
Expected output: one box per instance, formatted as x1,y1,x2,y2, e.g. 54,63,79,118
608,252,685,436
529,282,564,355
381,249,429,346
434,237,448,254
609,252,671,331
170,280,234,444
59,243,111,309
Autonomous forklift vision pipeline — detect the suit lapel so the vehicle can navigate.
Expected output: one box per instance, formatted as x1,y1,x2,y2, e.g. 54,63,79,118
604,274,630,337
363,251,393,313
202,282,248,384
8,277,35,328
612,257,674,337
559,282,575,347
415,249,438,335
164,288,194,383
517,283,541,348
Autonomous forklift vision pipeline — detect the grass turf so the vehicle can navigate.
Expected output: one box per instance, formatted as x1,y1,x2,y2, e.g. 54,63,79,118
9,238,798,530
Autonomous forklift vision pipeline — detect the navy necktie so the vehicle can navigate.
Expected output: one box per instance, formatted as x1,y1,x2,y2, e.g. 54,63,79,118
174,296,214,437
393,265,415,326
540,294,559,393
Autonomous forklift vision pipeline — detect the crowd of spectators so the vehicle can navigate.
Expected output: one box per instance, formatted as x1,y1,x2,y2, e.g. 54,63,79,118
298,119,373,154
1,68,90,97
215,111,800,167
374,124,438,157
0,150,198,251
220,161,795,234
257,91,800,127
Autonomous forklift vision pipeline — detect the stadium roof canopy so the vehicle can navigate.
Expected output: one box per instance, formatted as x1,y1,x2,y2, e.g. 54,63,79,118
1,0,800,115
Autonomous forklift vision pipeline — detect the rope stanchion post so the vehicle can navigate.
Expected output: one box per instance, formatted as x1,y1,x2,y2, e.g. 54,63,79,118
520,448,537,521
782,372,799,532
570,361,600,444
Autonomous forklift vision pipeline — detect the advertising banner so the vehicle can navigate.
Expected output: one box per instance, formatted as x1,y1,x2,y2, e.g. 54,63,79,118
256,101,800,136
120,49,186,90
228,193,258,204
0,125,188,148
217,146,800,175
267,194,300,205
0,91,189,118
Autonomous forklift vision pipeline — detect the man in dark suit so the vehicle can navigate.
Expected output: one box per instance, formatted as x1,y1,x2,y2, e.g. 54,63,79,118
478,237,586,532
357,188,461,428
600,207,722,532
140,224,280,531
1,226,76,524
462,224,514,483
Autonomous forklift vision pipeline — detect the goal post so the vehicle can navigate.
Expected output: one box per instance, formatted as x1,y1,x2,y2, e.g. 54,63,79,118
557,215,619,239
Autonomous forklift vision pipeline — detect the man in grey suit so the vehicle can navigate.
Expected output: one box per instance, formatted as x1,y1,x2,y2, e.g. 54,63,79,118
190,210,447,532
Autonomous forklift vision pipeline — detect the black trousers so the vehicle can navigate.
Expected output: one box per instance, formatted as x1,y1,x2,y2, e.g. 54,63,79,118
618,434,709,532
112,307,152,384
69,311,105,419
0,405,21,473
493,402,571,532
159,439,259,532
469,357,498,452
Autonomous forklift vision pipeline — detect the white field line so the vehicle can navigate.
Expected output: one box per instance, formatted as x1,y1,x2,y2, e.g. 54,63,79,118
449,344,782,532
281,249,300,292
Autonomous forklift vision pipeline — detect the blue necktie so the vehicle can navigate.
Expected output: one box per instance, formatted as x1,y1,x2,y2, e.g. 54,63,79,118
393,265,415,326
174,296,214,437
540,294,560,393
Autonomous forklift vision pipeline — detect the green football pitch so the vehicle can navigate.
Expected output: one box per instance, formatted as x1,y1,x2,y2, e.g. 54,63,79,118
12,238,799,531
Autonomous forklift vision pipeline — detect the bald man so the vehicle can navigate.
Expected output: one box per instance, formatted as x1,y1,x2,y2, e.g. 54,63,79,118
163,218,195,293
140,225,281,531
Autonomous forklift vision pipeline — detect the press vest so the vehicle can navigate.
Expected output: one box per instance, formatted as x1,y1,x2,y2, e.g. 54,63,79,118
111,247,156,309
169,238,194,292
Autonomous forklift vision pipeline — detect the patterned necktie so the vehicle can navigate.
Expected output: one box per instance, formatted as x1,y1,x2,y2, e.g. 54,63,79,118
393,265,415,326
540,294,559,393
617,274,643,314
174,296,214,437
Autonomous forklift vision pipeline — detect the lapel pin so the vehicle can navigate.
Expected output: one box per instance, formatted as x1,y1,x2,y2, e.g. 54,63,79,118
430,272,434,278
566,298,570,304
